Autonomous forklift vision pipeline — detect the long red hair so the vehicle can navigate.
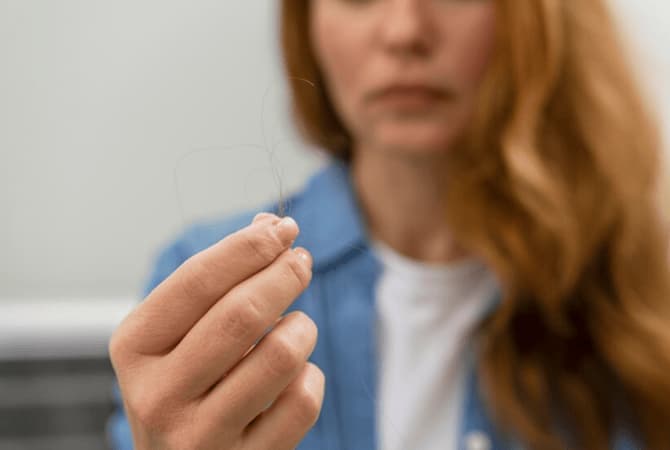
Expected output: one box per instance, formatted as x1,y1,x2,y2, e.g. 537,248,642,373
280,1,670,448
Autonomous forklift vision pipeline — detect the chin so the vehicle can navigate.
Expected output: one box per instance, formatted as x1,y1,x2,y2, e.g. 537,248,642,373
373,122,460,157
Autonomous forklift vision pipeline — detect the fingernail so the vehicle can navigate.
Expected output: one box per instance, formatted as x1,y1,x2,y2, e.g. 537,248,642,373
274,216,299,246
293,247,312,268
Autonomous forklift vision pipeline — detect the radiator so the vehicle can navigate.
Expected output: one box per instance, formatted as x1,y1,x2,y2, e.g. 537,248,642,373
0,298,135,450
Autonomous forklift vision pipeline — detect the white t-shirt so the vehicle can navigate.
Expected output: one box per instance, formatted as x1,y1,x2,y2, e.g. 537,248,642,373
372,240,499,450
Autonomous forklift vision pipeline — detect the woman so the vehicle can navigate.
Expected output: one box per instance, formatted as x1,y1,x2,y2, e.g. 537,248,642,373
108,0,670,449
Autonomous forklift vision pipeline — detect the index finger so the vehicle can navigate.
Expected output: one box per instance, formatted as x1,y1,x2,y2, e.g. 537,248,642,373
120,214,300,355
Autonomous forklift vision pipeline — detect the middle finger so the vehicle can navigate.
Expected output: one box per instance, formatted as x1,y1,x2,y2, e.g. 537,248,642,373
163,246,313,399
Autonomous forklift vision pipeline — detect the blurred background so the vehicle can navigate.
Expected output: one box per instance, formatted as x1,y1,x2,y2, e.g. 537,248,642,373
0,1,668,449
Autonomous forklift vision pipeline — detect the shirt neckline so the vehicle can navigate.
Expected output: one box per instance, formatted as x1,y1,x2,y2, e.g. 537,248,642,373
371,238,488,283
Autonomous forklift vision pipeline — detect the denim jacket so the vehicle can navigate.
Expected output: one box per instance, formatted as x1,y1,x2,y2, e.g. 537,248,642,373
108,160,638,450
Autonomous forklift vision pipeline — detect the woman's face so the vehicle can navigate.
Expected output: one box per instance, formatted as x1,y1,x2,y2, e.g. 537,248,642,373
310,0,497,158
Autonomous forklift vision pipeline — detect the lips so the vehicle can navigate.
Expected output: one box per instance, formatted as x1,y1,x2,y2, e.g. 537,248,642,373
369,83,448,106
368,83,449,110
376,84,447,98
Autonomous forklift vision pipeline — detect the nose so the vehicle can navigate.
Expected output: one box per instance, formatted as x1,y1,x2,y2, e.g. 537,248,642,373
378,0,434,58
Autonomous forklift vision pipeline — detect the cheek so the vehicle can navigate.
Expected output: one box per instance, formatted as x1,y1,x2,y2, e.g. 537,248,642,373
310,6,366,108
451,6,498,91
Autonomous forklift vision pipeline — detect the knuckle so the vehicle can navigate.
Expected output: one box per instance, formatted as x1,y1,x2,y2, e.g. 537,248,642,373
263,331,305,377
124,381,198,446
287,311,318,344
108,329,126,366
218,296,264,344
292,368,324,425
125,385,170,431
108,325,141,370
243,231,282,263
108,324,146,380
281,253,312,289
177,255,212,299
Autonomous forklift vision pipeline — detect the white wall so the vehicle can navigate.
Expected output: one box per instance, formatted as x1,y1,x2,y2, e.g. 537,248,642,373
610,0,670,149
0,1,324,302
1,1,668,305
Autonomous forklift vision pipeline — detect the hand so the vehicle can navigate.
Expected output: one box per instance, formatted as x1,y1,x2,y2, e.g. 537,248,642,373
109,213,324,450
